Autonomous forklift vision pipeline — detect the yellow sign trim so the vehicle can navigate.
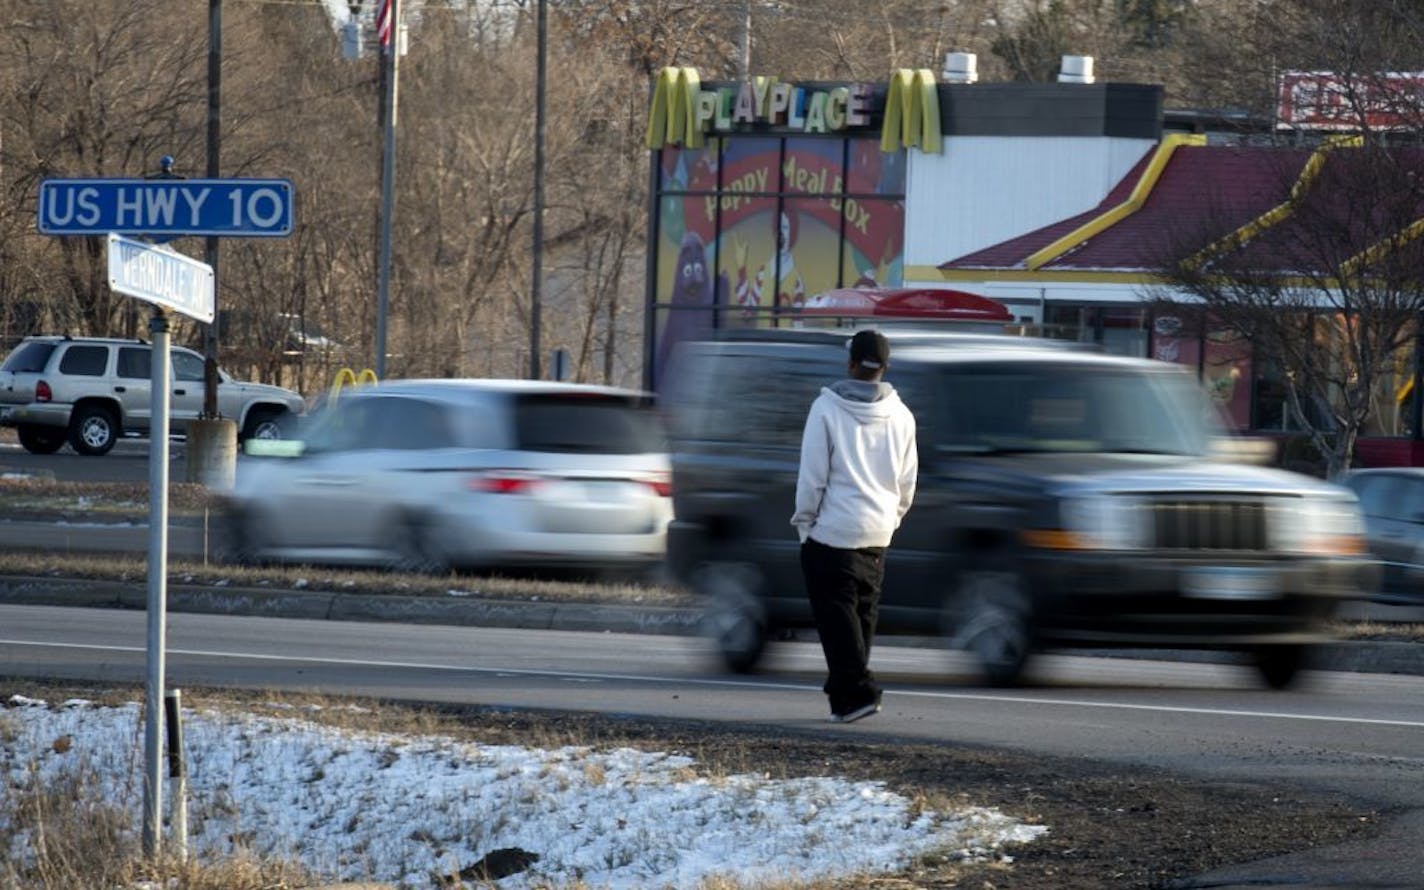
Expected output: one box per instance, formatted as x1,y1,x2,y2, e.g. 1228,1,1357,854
1341,216,1424,276
1023,134,1206,271
1186,134,1362,270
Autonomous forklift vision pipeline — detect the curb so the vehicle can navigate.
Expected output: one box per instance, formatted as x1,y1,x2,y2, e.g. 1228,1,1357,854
0,575,1420,677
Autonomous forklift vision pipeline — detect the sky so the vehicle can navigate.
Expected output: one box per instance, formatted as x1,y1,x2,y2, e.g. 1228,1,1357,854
3,693,1046,889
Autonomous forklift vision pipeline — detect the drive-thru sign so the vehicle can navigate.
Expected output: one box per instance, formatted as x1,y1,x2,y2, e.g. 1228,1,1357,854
107,234,215,323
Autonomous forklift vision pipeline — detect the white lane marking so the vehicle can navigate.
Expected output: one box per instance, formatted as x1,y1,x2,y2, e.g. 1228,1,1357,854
5,638,1424,730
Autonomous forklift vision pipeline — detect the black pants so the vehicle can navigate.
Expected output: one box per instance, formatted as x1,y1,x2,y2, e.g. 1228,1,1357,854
800,537,886,714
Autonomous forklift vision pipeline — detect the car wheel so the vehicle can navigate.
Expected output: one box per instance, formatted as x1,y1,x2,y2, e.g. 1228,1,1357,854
946,566,1034,686
389,515,447,575
693,561,768,673
17,424,66,455
1252,644,1310,690
68,404,119,456
242,408,289,441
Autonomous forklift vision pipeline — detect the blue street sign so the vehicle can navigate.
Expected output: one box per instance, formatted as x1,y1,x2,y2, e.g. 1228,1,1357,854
38,178,294,237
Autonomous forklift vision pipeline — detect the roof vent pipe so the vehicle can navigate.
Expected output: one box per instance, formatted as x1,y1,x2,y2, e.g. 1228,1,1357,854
942,52,978,84
1058,55,1095,84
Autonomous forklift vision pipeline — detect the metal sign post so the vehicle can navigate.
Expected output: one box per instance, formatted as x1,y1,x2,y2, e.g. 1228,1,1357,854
39,155,292,859
141,308,171,857
104,234,213,859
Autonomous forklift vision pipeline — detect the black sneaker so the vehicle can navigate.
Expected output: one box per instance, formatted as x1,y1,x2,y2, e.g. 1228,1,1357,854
830,700,882,724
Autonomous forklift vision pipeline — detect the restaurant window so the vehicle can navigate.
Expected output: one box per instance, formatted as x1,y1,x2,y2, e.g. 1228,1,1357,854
651,135,907,386
1042,305,1148,356
1359,318,1418,438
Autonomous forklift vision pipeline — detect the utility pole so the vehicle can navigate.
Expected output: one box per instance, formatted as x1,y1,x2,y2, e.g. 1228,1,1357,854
186,0,239,491
738,0,751,80
376,0,400,379
203,0,222,416
530,0,547,380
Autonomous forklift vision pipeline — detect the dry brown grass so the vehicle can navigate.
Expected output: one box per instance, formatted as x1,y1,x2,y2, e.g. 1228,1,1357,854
1335,619,1424,641
0,476,216,515
1,743,314,890
0,684,314,888
0,549,696,607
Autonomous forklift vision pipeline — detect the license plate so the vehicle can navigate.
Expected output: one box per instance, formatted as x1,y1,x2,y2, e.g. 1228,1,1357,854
580,481,627,503
1181,566,1280,600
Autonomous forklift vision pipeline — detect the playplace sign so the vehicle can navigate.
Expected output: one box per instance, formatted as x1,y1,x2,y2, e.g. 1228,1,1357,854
645,68,879,149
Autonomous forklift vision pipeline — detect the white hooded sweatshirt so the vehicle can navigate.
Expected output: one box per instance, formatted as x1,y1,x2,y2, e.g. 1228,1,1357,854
791,379,918,549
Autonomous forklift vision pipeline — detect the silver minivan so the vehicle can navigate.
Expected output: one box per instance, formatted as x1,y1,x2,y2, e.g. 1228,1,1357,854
219,379,672,573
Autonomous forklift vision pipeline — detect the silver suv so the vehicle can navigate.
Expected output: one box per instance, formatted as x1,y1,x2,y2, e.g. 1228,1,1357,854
0,335,305,456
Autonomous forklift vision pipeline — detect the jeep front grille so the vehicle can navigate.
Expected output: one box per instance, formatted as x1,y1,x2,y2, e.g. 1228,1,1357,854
1147,499,1270,551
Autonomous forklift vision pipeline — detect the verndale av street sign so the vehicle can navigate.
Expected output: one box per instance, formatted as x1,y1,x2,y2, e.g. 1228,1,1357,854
39,177,293,237
106,234,215,324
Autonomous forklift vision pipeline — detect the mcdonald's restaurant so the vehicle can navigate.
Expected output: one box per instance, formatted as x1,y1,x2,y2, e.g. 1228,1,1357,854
644,59,1424,468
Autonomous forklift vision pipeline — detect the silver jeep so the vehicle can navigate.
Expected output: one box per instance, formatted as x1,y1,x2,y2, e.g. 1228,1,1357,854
0,335,305,456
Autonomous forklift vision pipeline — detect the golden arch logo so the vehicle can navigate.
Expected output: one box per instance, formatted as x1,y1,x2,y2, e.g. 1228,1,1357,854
880,69,942,154
329,366,378,403
645,66,706,150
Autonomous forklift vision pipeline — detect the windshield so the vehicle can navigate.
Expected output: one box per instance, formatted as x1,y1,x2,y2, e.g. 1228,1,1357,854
938,364,1216,456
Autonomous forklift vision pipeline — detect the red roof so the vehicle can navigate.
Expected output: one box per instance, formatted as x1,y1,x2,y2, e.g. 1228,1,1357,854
938,145,1321,273
1046,147,1310,271
802,287,1013,321
1222,147,1424,276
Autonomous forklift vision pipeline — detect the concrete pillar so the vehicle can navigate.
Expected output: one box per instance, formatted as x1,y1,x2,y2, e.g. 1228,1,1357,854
185,418,238,490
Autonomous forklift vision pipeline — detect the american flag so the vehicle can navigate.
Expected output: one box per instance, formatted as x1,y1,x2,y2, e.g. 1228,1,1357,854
375,0,393,50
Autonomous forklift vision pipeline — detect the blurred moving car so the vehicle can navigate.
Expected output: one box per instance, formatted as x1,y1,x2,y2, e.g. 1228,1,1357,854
218,379,671,574
1338,468,1424,604
664,329,1378,688
0,335,304,455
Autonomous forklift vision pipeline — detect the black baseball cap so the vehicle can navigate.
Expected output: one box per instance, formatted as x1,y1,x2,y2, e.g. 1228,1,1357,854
848,329,890,370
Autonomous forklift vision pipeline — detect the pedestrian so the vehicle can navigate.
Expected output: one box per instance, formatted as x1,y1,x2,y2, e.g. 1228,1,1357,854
791,329,918,723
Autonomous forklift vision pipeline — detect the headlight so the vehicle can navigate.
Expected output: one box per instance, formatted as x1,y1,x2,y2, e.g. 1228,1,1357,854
1026,495,1146,551
1267,497,1366,556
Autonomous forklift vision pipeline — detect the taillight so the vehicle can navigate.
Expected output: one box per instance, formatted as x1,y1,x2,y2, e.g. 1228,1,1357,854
35,380,52,403
647,476,672,497
469,472,542,495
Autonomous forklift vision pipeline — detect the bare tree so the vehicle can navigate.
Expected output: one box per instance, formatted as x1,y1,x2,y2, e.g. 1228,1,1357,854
0,1,207,337
1154,143,1424,477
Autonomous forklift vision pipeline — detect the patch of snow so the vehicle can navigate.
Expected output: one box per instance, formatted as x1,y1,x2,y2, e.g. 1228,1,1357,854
1,698,1046,888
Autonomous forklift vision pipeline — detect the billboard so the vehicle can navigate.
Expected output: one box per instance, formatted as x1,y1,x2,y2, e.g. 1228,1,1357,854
1277,71,1424,131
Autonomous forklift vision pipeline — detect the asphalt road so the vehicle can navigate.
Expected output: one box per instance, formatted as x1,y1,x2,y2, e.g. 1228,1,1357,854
1,603,1422,889
0,435,185,484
